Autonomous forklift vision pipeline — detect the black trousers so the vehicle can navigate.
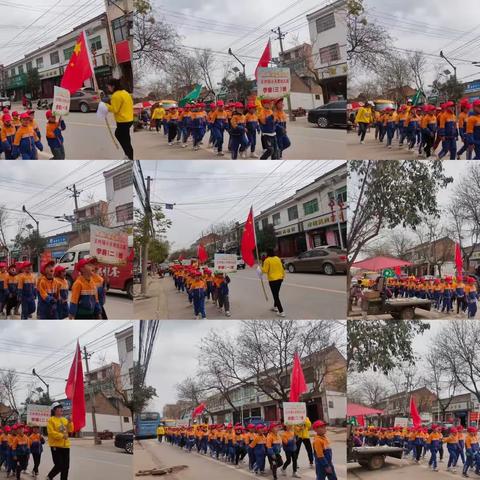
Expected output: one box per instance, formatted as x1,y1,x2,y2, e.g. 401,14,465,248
269,279,284,313
283,450,298,472
358,122,368,141
295,437,314,464
115,121,134,160
267,453,284,479
15,455,28,480
260,135,279,159
32,452,41,474
48,447,70,480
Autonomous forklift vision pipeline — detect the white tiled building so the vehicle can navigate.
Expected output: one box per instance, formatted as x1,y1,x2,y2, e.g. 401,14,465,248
103,163,134,229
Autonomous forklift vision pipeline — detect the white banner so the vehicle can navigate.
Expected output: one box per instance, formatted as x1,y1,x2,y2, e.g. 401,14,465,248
90,226,129,266
283,402,307,425
27,404,51,426
52,86,70,116
214,253,237,273
176,419,189,427
257,67,291,99
394,417,409,427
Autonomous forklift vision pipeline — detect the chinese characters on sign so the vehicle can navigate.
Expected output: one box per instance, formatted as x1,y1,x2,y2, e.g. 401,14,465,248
90,225,129,266
283,402,307,425
52,86,71,117
257,67,291,99
214,254,237,273
27,405,52,427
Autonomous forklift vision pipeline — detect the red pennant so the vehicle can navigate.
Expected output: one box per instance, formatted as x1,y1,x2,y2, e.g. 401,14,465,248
65,341,86,432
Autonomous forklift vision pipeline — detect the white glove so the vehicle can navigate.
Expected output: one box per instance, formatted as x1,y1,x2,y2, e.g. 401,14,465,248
256,266,263,278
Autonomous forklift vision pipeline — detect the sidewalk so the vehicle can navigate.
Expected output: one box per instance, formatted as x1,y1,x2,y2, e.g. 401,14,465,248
134,277,169,320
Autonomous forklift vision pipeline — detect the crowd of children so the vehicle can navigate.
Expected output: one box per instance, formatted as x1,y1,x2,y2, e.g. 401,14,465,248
353,98,480,159
0,423,45,479
0,257,106,320
351,274,478,318
353,424,480,477
163,420,336,480
148,98,291,159
169,264,231,319
0,107,66,160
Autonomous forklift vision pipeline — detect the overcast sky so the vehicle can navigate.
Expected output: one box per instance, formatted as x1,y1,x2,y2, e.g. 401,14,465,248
0,160,124,242
144,320,241,414
0,0,106,65
140,0,328,86
142,160,345,251
355,0,480,86
0,320,132,408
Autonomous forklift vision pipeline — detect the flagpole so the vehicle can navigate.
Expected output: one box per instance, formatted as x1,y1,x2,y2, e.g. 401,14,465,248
252,206,269,302
84,30,119,150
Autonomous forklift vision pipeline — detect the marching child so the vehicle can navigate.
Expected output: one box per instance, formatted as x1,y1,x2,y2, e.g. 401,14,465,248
437,101,458,160
463,426,479,477
210,101,228,156
1,114,16,159
6,263,18,319
167,107,179,145
312,420,336,480
250,425,267,475
445,427,459,473
17,261,36,320
11,424,30,480
465,276,478,319
281,424,300,477
11,111,21,130
229,102,247,159
69,258,101,319
428,424,442,472
274,99,290,158
213,271,231,317
11,112,43,159
259,99,279,159
91,259,108,319
36,260,59,320
54,265,69,319
191,270,206,319
266,423,284,480
45,110,66,159
29,425,45,478
245,102,260,158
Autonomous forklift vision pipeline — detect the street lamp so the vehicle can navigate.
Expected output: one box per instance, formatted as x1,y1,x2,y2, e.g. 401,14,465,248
22,205,39,235
228,48,246,76
440,51,457,80
32,368,50,398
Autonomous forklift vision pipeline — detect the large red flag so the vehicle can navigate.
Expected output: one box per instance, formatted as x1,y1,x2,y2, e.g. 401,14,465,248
255,39,272,79
197,244,208,264
357,415,365,427
65,341,86,432
241,207,256,267
409,396,422,428
289,352,308,402
455,243,463,275
192,403,206,418
60,31,95,94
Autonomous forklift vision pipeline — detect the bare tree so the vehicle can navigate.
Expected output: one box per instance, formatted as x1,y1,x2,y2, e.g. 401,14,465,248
408,50,427,94
348,372,391,405
196,49,217,96
377,55,413,103
167,53,201,98
0,370,19,414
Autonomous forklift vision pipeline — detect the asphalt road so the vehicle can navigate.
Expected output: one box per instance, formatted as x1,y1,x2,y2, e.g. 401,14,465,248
346,129,468,160
3,102,125,160
3,291,133,320
135,436,347,480
22,439,132,480
348,455,469,479
134,117,346,160
135,269,347,320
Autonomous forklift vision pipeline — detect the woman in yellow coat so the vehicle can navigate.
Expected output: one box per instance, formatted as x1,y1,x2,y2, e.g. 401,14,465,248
47,401,74,480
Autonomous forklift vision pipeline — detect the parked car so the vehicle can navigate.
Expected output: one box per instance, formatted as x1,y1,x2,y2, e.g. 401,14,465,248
98,430,113,440
237,255,246,269
285,247,347,275
308,100,347,128
115,430,133,454
70,89,102,113
0,97,11,110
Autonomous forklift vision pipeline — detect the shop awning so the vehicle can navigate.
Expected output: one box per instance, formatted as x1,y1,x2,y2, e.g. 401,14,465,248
352,256,412,271
347,403,384,417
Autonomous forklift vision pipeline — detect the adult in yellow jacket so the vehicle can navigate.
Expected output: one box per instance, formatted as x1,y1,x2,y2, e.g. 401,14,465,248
260,248,286,317
355,102,374,143
47,401,74,480
157,425,165,443
294,417,314,467
151,104,165,132
105,78,134,160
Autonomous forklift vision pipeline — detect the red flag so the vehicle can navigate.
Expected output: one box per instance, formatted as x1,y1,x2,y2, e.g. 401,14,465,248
197,244,208,264
255,39,272,79
60,31,95,94
410,396,422,428
192,403,206,418
394,266,401,276
357,415,365,427
289,352,308,402
241,207,256,267
65,341,86,432
455,243,463,275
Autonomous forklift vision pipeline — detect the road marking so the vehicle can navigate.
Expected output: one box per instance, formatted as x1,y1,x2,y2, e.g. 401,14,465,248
239,275,346,295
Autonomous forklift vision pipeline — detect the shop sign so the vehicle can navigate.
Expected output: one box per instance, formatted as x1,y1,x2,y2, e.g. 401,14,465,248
305,214,335,230
275,224,298,237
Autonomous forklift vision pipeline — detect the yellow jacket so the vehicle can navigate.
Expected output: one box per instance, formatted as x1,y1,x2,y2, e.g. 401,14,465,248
47,416,74,448
152,107,165,120
157,426,165,435
355,107,373,124
295,417,312,439
262,256,285,281
107,90,134,123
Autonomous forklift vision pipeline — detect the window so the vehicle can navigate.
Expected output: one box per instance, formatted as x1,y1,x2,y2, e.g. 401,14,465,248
18,65,24,75
261,218,269,230
113,170,133,190
36,57,44,69
50,51,60,65
272,213,281,226
125,335,133,352
89,207,95,216
288,205,298,221
26,61,32,72
112,15,129,43
90,35,102,51
319,44,340,64
316,12,335,33
328,400,334,408
303,199,319,215
79,250,90,260
77,209,86,218
315,94,321,100
255,221,259,230
310,249,328,257
328,186,347,203
10,68,15,77
116,203,133,223
64,46,75,61
123,417,130,423
59,252,75,263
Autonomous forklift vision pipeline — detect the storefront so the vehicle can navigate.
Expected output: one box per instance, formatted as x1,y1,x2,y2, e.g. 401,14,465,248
303,209,347,250
6,73,27,101
275,223,307,257
39,66,64,98
463,79,480,103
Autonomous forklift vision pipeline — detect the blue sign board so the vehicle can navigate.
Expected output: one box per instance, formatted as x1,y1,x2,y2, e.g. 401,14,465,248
465,81,480,93
46,235,68,247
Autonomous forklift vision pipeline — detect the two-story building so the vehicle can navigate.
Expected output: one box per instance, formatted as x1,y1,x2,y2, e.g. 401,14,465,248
103,163,134,230
307,0,347,102
74,200,110,233
431,393,480,427
115,325,134,398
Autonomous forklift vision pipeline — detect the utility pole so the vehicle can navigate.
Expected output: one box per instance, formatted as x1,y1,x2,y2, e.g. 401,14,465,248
141,176,152,295
440,50,457,80
32,368,50,398
272,26,295,121
66,184,81,212
83,346,102,445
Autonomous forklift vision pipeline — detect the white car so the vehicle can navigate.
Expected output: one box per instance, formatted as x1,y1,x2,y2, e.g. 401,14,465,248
0,97,11,110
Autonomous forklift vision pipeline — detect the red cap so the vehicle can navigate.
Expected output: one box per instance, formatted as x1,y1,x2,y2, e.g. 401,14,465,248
12,111,18,116
41,260,55,274
261,98,273,105
75,257,95,271
443,101,455,108
54,265,66,276
234,102,244,108
21,261,32,269
2,114,12,122
247,103,256,109
216,100,224,107
0,262,6,268
46,110,53,119
312,420,327,429
473,99,480,107
20,112,30,119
